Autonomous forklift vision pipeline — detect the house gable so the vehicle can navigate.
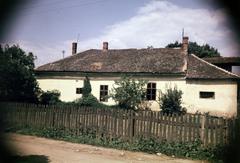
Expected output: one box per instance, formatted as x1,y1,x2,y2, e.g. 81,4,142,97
187,54,239,80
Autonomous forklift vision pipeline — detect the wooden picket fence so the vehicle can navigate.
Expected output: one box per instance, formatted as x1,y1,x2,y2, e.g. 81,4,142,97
0,103,235,147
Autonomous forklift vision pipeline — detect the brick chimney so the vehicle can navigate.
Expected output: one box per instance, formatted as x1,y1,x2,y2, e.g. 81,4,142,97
103,42,108,51
182,36,189,72
72,42,77,55
182,36,189,53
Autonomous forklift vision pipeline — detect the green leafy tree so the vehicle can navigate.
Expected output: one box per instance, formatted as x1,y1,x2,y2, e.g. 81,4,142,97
39,90,61,105
158,86,186,114
75,76,101,107
110,76,147,110
82,76,92,97
165,41,182,48
166,41,220,58
0,44,40,102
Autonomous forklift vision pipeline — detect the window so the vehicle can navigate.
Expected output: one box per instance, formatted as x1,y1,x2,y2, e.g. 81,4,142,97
146,83,156,100
100,85,108,102
76,88,83,94
199,91,215,99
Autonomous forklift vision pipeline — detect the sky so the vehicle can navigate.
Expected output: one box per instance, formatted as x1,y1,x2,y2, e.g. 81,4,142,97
3,0,240,69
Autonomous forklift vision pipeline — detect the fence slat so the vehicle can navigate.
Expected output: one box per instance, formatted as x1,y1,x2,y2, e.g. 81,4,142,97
1,103,234,147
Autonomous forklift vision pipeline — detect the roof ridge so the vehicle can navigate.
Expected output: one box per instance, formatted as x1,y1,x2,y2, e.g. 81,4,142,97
190,54,240,78
89,48,181,50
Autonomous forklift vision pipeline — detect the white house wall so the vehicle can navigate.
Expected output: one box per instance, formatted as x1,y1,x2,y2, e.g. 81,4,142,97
37,77,237,117
38,78,84,102
185,80,237,117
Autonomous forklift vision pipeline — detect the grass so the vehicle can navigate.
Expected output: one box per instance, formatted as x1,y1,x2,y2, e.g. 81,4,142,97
5,126,227,162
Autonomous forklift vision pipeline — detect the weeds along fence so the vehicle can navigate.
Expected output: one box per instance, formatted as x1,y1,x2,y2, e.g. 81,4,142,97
0,103,235,147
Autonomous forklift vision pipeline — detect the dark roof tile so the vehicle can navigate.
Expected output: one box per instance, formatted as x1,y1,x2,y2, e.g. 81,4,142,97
36,48,239,79
36,48,186,73
187,54,239,79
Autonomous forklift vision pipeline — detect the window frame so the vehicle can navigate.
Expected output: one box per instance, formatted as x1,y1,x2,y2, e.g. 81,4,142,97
146,82,156,101
100,85,108,102
76,88,83,94
199,91,215,99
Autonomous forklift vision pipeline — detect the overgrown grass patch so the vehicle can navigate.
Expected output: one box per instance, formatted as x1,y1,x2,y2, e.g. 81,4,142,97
6,126,226,162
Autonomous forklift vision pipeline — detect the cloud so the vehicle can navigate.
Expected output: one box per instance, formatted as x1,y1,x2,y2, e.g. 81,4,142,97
17,0,239,66
77,1,238,54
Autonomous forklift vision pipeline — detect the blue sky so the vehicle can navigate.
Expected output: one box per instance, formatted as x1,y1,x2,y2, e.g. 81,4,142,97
4,0,240,68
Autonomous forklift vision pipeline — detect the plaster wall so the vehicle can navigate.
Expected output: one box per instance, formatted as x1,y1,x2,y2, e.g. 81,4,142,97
37,77,237,117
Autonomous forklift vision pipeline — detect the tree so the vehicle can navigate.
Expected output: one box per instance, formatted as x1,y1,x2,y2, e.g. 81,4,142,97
0,44,40,102
82,76,92,98
165,41,182,48
166,41,220,58
75,76,101,107
158,86,186,115
39,90,61,105
110,76,147,110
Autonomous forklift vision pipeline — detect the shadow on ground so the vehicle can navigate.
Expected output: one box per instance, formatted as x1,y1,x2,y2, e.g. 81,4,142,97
10,155,49,163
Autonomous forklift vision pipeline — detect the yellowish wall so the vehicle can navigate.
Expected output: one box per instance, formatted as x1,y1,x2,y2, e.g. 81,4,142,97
37,77,237,117
185,80,237,117
38,78,84,102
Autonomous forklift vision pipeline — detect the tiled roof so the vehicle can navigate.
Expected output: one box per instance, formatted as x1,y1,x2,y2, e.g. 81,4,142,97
36,48,239,79
36,48,186,74
187,54,239,79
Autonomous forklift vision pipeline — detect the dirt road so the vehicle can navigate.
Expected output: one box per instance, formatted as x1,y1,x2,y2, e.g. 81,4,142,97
6,134,206,163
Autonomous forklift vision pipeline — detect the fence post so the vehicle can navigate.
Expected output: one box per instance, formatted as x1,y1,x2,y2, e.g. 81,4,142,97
52,105,55,128
200,114,206,146
131,111,135,139
229,118,236,144
129,110,133,142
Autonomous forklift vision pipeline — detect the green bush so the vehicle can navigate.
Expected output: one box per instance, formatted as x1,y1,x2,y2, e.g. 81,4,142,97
74,94,100,107
158,86,186,114
39,90,61,105
110,76,147,110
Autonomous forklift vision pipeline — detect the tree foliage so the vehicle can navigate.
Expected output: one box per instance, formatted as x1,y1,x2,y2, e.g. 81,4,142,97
165,41,182,48
165,41,220,58
158,86,186,114
75,94,100,107
39,90,61,105
0,44,40,102
110,76,147,110
82,76,92,98
74,76,102,107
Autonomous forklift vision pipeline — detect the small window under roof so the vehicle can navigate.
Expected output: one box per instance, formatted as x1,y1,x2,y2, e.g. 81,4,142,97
199,91,215,99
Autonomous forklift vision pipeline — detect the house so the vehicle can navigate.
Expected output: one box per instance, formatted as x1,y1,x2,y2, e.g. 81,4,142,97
203,56,240,72
35,37,239,117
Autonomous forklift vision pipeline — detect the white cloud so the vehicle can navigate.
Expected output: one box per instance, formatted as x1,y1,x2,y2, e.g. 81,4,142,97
17,0,239,66
77,1,238,54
